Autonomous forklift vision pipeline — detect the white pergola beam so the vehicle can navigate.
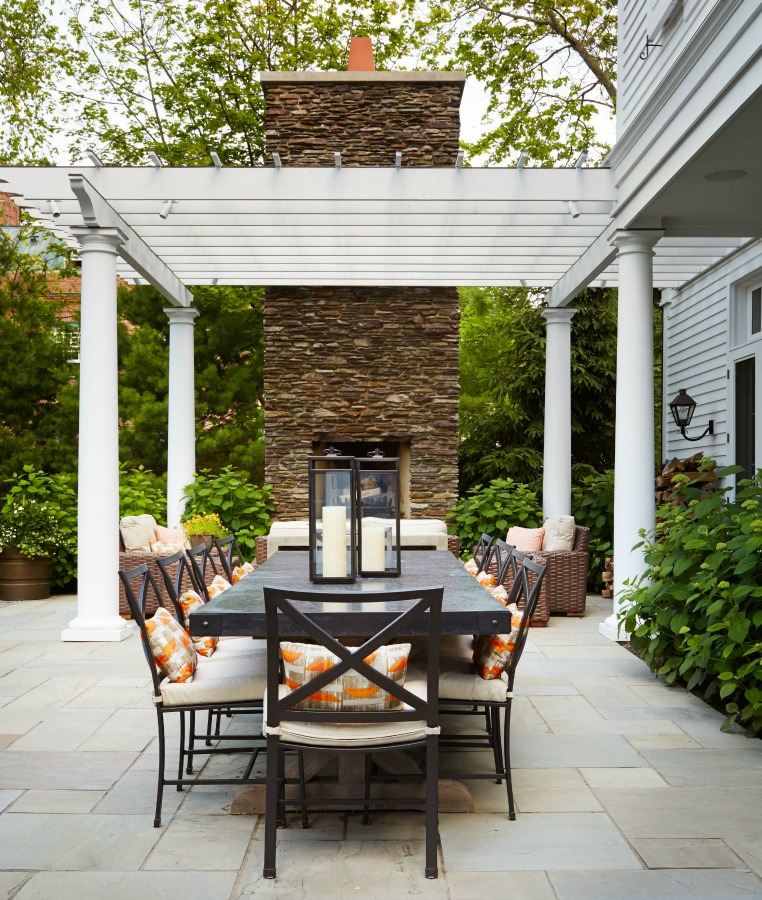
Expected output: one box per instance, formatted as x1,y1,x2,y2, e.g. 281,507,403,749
545,224,618,306
68,175,192,308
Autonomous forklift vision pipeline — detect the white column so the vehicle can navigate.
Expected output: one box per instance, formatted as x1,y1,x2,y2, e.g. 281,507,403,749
164,306,200,527
63,229,135,642
600,229,663,641
541,307,577,518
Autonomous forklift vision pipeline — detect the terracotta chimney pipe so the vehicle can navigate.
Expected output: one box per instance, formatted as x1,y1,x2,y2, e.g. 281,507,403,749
347,36,375,71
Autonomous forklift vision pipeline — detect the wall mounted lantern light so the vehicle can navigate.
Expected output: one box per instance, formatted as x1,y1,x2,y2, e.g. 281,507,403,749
669,388,714,441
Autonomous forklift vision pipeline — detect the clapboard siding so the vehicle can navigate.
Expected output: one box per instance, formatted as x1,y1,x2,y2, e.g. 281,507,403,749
619,0,721,136
664,238,762,466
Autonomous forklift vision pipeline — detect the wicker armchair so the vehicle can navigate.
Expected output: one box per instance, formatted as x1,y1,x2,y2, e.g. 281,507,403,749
501,526,590,620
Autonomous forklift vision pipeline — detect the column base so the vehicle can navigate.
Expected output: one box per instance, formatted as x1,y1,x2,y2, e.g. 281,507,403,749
62,616,137,642
599,614,628,642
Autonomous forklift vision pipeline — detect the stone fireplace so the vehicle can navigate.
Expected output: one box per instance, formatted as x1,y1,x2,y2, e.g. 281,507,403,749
261,52,464,520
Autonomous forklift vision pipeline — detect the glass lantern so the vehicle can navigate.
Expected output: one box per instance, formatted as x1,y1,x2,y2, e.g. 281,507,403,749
308,449,357,583
356,450,401,577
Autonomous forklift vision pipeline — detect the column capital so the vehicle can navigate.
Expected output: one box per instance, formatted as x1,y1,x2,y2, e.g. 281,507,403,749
541,306,578,325
70,226,127,252
609,229,664,255
659,287,676,310
164,306,200,325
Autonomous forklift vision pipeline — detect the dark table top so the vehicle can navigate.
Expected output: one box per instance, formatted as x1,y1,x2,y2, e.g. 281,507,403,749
189,550,511,638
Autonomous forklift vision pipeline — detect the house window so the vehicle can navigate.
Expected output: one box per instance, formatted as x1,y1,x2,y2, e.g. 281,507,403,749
752,288,761,335
647,0,683,38
731,284,762,347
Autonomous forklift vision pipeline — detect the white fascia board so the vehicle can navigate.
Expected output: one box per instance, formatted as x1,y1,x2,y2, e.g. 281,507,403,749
69,175,192,307
608,0,762,226
544,224,618,307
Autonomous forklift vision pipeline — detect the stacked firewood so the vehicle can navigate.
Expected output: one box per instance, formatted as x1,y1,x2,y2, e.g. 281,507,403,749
601,557,614,599
655,453,717,506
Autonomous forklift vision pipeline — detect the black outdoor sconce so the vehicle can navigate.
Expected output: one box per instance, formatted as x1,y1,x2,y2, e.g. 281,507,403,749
669,388,714,442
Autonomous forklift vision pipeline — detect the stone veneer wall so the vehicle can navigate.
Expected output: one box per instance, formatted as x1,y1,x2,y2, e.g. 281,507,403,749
261,72,464,519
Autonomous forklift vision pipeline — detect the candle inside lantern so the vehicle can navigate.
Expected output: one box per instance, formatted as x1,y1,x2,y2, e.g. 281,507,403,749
322,505,347,577
362,524,386,572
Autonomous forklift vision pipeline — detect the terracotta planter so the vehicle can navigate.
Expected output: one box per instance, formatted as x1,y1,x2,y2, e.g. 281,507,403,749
190,534,213,551
0,549,54,601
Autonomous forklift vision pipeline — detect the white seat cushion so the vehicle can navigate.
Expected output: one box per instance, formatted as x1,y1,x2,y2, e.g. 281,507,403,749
208,637,269,660
413,637,510,703
159,652,266,707
262,682,430,748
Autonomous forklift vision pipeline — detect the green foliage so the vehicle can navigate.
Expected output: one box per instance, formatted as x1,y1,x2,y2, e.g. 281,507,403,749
622,464,762,737
117,283,266,481
0,501,67,558
447,477,542,557
458,286,618,493
572,468,613,590
119,465,167,523
182,466,273,560
0,225,80,482
407,0,617,165
0,466,77,587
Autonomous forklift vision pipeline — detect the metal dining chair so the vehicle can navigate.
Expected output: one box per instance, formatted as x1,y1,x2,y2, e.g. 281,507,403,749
118,563,266,827
437,549,547,819
185,542,221,602
472,532,495,572
213,534,247,583
261,583,444,880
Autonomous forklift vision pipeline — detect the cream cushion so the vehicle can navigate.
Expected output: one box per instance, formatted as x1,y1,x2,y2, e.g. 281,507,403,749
159,652,267,706
120,514,158,551
426,636,510,702
262,681,429,747
542,515,576,551
208,637,269,659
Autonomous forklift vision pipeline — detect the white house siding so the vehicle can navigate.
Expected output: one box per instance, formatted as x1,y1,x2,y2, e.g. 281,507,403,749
664,238,762,472
618,0,722,137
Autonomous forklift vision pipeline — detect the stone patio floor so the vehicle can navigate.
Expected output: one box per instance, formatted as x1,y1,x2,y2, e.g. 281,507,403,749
1,593,761,899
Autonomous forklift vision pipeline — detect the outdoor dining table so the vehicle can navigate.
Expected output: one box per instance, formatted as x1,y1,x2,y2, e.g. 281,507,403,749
189,548,510,815
189,548,513,639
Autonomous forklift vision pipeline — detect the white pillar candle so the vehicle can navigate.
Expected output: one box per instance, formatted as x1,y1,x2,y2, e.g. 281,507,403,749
322,505,347,577
362,525,386,572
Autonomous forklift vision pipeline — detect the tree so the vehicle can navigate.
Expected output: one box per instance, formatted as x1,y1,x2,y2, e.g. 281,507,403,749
407,0,617,164
0,225,80,480
458,286,619,492
117,282,266,481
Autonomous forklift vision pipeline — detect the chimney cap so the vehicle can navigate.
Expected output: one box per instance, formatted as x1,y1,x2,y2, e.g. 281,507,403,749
348,36,375,71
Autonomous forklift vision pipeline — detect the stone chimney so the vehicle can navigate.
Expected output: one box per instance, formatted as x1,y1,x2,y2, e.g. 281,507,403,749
261,44,465,519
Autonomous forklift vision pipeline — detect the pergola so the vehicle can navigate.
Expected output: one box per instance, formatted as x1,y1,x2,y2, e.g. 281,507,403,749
0,162,750,641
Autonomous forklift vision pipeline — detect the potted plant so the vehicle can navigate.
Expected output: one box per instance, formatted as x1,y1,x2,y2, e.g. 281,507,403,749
181,512,226,551
0,500,69,600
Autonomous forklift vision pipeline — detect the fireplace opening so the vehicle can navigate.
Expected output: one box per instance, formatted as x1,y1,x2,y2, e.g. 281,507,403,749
311,439,412,518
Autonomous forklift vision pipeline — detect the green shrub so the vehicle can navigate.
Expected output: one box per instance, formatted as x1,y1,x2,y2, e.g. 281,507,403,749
573,468,614,591
447,477,542,558
119,465,166,523
622,464,762,737
0,466,77,589
182,466,273,560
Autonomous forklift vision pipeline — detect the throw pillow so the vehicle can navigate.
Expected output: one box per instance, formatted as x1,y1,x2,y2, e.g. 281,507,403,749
463,558,479,575
505,526,545,552
473,603,526,680
177,589,218,657
207,575,232,599
155,525,190,548
145,606,197,682
231,561,255,584
542,515,576,551
149,539,188,554
476,570,498,588
280,641,411,711
120,514,158,551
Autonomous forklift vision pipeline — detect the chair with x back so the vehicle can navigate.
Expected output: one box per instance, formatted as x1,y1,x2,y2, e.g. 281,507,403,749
185,542,221,602
213,534,247,583
261,583,444,880
472,532,495,573
437,549,546,819
118,563,266,827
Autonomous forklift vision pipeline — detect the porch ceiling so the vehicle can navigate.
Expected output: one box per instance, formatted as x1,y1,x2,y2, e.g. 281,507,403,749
0,165,746,295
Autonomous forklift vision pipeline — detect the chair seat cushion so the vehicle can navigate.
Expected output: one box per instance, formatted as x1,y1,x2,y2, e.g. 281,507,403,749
208,637,268,659
262,683,429,748
159,652,267,707
412,637,510,702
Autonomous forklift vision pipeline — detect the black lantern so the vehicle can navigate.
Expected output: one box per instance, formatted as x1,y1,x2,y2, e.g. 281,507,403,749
308,449,357,583
356,449,401,577
668,388,714,442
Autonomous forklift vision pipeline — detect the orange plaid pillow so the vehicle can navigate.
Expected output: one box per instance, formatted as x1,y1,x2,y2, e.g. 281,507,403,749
476,570,497,588
177,589,218,657
145,607,197,683
463,558,479,576
231,562,255,583
280,641,411,711
473,602,526,680
207,574,232,599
